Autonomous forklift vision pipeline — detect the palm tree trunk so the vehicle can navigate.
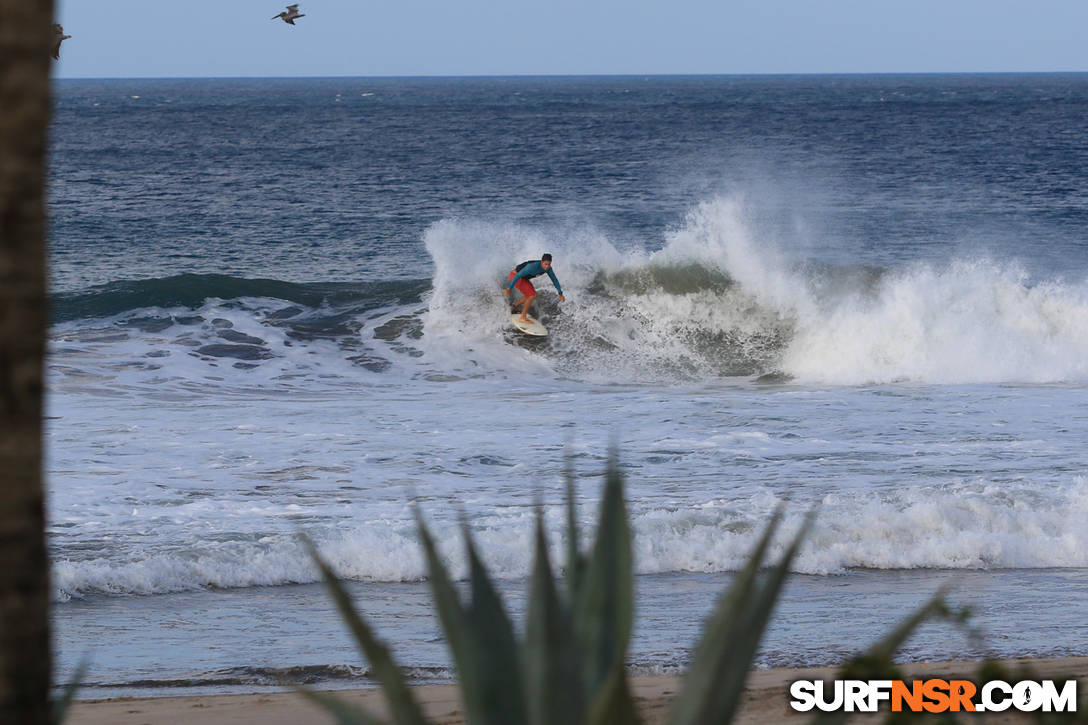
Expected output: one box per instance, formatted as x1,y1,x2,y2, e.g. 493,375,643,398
0,1,55,723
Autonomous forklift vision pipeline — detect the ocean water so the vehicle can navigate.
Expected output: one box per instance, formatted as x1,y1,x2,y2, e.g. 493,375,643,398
48,75,1088,698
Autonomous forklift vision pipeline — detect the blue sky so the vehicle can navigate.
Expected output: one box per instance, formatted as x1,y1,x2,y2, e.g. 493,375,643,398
55,0,1088,78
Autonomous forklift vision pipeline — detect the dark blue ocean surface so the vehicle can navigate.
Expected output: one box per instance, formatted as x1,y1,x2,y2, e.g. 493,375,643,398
51,74,1088,293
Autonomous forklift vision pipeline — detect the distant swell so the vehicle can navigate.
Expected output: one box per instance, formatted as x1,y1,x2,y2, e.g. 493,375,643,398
51,273,430,323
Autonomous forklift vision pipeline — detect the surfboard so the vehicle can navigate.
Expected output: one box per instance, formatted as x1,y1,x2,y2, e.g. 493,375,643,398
510,314,548,336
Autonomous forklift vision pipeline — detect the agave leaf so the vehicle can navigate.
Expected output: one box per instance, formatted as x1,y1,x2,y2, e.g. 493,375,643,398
459,521,527,724
416,512,527,725
584,667,642,725
848,589,951,673
292,684,389,725
52,658,88,725
573,450,634,700
830,589,953,685
669,509,813,725
715,512,814,720
305,537,429,725
564,452,585,602
525,508,586,725
414,514,476,695
811,590,953,725
669,507,783,724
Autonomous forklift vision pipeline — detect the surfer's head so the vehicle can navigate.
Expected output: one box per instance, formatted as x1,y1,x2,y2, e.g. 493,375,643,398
541,253,552,269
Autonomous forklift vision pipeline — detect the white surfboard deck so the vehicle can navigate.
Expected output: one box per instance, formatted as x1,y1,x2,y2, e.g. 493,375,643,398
510,314,548,336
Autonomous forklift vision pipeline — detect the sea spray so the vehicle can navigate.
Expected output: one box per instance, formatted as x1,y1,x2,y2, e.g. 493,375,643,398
781,259,1088,384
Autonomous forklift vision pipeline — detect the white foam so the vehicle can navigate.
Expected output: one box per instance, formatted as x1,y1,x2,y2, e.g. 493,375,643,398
52,476,1088,601
782,259,1088,384
647,196,1088,385
633,477,1088,575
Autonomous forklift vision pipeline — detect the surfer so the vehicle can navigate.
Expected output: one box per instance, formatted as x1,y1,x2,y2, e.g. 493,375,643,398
504,253,566,324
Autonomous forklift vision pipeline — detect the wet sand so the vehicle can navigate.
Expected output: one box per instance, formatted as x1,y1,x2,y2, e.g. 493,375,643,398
68,656,1088,724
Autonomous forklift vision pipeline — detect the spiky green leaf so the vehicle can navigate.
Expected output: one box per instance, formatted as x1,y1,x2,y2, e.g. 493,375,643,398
564,452,586,602
305,537,429,725
460,522,526,724
812,590,953,725
848,590,951,672
525,509,586,725
52,659,88,725
292,684,388,725
573,451,634,701
416,513,528,725
414,514,477,701
669,510,813,725
584,667,642,725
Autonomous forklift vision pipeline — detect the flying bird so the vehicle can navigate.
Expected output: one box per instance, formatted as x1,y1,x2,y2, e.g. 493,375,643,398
52,24,71,60
272,4,305,25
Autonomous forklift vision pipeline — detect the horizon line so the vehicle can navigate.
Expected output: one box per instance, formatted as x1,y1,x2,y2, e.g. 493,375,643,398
53,70,1088,82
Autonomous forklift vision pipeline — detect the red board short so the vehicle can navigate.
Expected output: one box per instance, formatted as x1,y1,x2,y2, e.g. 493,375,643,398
508,270,536,297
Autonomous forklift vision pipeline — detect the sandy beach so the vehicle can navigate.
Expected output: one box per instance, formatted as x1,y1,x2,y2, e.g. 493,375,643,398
67,656,1088,724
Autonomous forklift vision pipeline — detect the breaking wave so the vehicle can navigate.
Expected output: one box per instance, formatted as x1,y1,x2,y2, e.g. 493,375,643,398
53,475,1088,601
48,196,1088,390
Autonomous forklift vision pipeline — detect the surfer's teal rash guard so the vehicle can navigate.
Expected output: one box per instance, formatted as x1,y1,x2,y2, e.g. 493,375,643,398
509,260,563,295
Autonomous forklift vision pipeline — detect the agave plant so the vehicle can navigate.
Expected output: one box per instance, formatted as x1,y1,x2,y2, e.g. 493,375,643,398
51,662,86,725
302,453,949,724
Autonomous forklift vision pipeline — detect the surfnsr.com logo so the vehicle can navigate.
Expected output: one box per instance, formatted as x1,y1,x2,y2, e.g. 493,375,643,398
789,678,1079,714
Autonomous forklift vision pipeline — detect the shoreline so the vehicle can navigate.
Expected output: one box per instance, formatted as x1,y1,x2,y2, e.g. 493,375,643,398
67,656,1088,724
